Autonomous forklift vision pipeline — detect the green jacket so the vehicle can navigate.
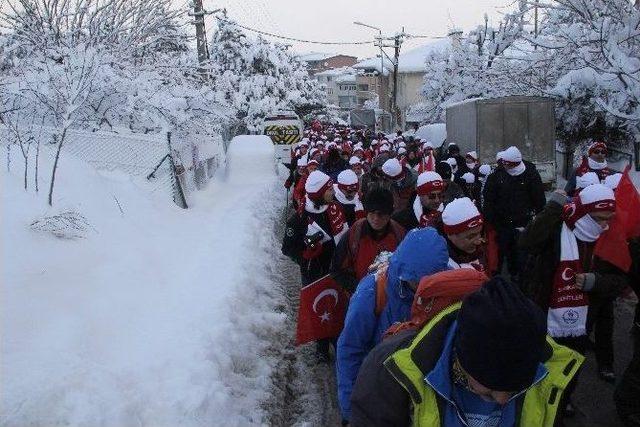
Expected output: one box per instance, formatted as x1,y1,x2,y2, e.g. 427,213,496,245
350,304,584,426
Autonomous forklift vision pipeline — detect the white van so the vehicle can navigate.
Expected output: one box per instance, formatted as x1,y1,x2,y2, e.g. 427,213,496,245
262,111,304,161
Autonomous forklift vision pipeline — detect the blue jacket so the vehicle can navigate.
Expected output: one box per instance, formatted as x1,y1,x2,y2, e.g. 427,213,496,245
336,227,449,420
426,321,548,427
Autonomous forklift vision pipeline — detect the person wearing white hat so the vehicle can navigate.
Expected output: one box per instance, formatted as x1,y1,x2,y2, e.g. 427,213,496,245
281,169,349,363
465,151,479,172
483,145,545,280
334,170,364,226
441,197,486,270
349,156,365,180
393,171,445,231
565,141,613,194
520,184,627,410
461,171,481,206
379,158,418,214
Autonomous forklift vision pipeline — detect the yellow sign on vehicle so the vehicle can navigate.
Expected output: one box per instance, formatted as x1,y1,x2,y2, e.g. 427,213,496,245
264,125,301,145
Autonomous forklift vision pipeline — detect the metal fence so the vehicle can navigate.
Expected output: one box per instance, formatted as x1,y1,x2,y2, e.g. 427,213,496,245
1,125,225,208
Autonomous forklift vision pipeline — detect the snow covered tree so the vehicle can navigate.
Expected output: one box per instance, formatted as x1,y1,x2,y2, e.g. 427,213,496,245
209,16,325,134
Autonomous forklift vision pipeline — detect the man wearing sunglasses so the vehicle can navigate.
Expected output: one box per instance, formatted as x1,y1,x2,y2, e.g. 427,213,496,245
393,171,445,232
565,141,613,195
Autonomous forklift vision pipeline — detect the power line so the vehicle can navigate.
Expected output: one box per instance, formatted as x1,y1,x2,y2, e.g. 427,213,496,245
214,16,375,45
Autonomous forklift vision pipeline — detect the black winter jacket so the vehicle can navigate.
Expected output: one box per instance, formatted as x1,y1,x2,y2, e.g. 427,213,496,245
483,161,546,229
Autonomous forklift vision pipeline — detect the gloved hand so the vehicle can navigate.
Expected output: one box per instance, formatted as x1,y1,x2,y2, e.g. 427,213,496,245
302,242,322,260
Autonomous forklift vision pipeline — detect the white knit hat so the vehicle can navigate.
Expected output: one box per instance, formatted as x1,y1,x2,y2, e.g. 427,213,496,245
337,169,359,193
446,158,457,167
466,151,478,161
462,172,476,184
442,197,483,235
496,151,505,161
305,170,333,201
371,139,379,146
579,183,615,209
604,173,622,190
398,147,407,155
576,172,600,190
382,158,404,180
416,171,444,196
379,144,390,153
502,146,522,163
349,156,362,166
297,158,308,167
478,164,492,176
422,141,434,150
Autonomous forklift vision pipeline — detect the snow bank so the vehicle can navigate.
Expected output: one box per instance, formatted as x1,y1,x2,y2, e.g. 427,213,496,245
1,142,285,426
414,123,447,147
227,135,275,184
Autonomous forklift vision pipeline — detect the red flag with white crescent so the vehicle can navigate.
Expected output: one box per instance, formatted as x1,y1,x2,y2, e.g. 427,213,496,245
594,166,640,272
295,275,348,346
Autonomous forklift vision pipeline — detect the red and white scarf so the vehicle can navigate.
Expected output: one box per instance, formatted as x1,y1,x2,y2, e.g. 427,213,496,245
304,197,348,244
333,185,364,219
413,197,441,228
547,222,589,337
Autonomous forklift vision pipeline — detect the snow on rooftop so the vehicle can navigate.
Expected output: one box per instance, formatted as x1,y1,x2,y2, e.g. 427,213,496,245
336,73,356,84
397,38,451,73
353,38,451,75
297,52,337,62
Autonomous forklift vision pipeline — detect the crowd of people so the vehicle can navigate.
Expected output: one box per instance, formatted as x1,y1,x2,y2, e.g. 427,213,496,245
280,123,640,427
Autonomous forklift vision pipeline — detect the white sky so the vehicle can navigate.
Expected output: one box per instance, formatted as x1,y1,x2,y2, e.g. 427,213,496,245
199,0,517,59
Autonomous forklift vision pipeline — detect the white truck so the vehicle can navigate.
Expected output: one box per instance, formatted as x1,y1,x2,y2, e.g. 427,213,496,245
262,110,304,161
445,96,556,185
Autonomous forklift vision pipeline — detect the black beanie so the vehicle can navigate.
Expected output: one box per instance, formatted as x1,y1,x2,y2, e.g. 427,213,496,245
363,187,394,215
454,276,547,392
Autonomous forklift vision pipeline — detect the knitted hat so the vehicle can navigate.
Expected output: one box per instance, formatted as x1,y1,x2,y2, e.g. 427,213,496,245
381,158,405,180
445,158,457,167
455,276,547,392
461,172,476,184
416,171,444,196
466,151,478,161
575,171,599,190
502,146,522,164
362,187,394,215
349,156,362,166
564,183,616,228
442,197,483,235
305,170,333,201
588,141,607,156
398,147,407,155
371,139,379,146
379,144,390,153
478,164,492,176
578,183,615,213
307,159,319,167
604,173,622,190
297,158,308,167
337,169,359,193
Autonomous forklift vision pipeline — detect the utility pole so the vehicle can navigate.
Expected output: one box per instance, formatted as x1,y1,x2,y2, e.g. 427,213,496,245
190,0,209,66
391,28,405,129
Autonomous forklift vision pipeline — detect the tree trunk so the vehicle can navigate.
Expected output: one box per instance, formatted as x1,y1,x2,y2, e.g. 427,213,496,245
48,128,67,206
35,139,40,193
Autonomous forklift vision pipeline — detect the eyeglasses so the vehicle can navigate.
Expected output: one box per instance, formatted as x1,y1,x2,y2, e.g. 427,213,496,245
592,150,607,155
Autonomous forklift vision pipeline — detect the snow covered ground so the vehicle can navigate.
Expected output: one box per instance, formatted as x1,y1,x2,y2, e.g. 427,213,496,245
1,136,288,426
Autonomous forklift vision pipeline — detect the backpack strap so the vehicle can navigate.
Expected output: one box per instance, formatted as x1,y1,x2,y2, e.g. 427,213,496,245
374,265,389,317
348,218,367,258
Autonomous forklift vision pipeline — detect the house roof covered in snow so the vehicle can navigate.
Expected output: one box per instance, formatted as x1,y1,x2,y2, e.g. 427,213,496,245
315,66,356,77
397,38,451,73
336,73,357,84
297,52,337,62
353,38,451,75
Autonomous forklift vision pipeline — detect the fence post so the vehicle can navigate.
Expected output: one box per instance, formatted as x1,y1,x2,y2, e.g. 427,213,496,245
167,131,188,209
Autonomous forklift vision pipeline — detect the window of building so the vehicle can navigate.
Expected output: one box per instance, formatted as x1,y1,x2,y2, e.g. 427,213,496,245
358,84,369,91
327,76,332,82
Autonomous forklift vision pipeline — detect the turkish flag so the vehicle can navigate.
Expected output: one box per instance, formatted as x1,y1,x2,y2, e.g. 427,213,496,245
594,167,640,272
295,275,348,346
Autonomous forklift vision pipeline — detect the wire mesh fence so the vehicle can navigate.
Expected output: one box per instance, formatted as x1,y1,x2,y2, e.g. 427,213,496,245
1,124,226,208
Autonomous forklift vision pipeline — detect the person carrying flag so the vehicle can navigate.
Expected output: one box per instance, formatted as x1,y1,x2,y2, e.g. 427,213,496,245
519,184,628,418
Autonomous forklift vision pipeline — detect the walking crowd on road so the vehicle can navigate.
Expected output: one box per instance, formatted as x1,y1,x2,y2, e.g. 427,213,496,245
280,123,640,427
